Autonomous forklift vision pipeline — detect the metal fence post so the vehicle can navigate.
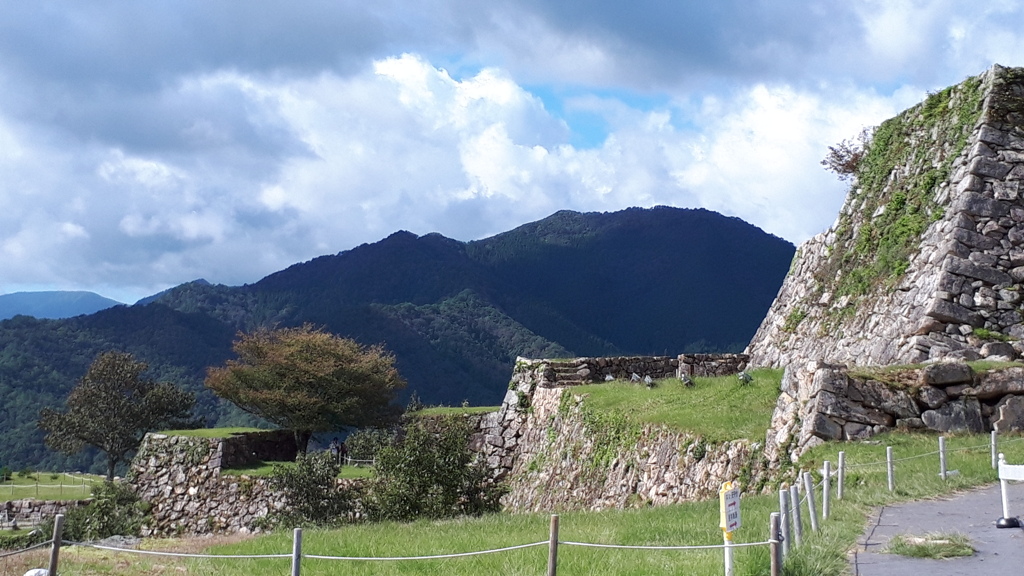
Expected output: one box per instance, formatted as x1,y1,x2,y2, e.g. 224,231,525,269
778,488,790,558
803,472,819,532
992,431,998,470
886,446,895,492
822,460,831,520
837,451,845,500
769,512,781,576
291,527,303,576
790,483,802,547
547,514,560,576
939,436,947,480
48,513,64,576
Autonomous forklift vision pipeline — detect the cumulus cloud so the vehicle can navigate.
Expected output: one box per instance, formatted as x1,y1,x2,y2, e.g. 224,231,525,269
3,1,1024,302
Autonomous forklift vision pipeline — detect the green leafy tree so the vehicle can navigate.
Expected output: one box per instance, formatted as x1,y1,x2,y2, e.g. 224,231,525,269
38,351,196,480
205,324,406,454
367,416,504,521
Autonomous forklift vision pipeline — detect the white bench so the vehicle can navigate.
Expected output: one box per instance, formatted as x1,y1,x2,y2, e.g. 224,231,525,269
997,453,1024,529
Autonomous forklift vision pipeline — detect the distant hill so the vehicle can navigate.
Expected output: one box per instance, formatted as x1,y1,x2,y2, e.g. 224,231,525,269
0,206,794,472
0,291,122,320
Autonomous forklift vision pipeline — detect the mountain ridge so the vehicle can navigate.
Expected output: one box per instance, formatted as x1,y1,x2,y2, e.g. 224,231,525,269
0,206,794,472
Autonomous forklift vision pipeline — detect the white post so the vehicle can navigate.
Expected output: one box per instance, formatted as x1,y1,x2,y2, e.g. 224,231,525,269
803,472,819,532
723,529,734,576
778,488,790,558
790,483,802,547
291,527,303,576
837,451,845,500
996,453,1023,528
822,461,831,520
886,446,895,492
992,431,998,470
939,436,947,480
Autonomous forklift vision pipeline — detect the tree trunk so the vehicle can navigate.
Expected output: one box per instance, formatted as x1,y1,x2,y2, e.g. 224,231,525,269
293,429,313,455
106,456,117,482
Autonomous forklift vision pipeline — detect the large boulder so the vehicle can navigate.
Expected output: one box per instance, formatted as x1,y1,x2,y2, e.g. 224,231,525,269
920,362,975,387
921,398,986,433
993,395,1024,433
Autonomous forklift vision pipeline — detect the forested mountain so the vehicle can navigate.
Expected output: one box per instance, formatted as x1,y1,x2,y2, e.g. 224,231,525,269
0,206,794,472
0,291,122,320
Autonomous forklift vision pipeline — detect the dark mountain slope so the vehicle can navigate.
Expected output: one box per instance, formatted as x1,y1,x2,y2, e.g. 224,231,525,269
0,206,794,472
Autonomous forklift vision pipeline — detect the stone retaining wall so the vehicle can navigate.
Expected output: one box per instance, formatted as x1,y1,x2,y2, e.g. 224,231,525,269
1,499,89,524
130,434,287,535
470,354,759,510
765,361,1024,467
747,65,1024,367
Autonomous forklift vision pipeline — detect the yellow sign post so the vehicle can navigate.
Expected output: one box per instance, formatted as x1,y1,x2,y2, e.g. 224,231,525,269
719,481,741,576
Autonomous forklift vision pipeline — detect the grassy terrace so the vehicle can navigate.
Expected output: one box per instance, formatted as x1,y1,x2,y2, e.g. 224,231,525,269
156,427,266,438
0,472,102,503
9,430,1021,575
410,405,501,417
573,368,783,441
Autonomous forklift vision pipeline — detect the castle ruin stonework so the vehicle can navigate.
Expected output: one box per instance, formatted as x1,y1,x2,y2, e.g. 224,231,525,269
747,65,1024,367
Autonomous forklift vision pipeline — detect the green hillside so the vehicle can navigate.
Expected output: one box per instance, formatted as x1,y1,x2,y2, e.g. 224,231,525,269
0,207,794,472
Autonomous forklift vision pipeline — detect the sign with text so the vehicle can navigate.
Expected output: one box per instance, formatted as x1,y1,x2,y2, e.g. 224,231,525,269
719,481,741,533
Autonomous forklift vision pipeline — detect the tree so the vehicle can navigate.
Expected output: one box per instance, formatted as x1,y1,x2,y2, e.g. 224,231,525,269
38,351,196,480
205,324,406,453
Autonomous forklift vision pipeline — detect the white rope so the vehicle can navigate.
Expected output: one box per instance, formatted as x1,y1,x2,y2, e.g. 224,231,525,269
305,540,547,561
68,542,291,559
560,539,774,550
0,540,52,559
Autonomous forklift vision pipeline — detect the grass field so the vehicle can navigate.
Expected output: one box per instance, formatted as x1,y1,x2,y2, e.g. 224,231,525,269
221,460,374,479
0,472,100,503
410,406,502,417
7,430,1020,575
573,369,783,441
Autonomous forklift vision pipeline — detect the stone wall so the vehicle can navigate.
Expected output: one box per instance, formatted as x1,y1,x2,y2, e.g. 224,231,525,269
471,354,760,510
1,499,89,525
512,354,749,388
747,65,1024,367
130,433,287,535
765,361,1024,467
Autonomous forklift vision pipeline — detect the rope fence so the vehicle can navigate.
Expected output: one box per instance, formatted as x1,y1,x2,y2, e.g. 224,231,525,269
12,433,1023,575
16,514,782,576
774,430,1024,569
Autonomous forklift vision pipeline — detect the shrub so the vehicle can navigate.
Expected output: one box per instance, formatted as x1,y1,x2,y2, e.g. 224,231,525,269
43,481,147,541
366,416,504,521
345,427,397,462
270,451,357,528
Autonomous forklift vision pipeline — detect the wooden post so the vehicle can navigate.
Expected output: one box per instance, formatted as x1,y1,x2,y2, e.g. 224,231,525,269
291,527,303,576
769,512,781,576
886,446,895,492
778,488,790,558
803,472,819,532
48,513,65,576
837,451,845,500
939,436,947,480
822,460,831,520
547,514,560,576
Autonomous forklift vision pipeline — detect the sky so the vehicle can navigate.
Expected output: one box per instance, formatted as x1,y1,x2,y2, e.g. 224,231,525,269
2,1,1024,304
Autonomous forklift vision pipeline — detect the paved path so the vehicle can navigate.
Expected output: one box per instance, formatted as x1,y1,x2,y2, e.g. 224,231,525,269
851,482,1024,575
